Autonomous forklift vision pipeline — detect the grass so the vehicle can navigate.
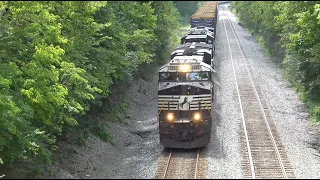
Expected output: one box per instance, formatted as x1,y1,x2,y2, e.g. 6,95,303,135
91,124,114,144
137,85,142,93
256,35,272,56
108,100,129,123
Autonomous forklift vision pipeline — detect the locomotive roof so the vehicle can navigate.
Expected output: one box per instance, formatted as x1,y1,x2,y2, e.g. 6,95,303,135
172,48,211,55
184,34,212,39
175,42,212,50
193,26,214,32
157,56,213,73
185,28,214,36
190,29,207,34
170,55,203,64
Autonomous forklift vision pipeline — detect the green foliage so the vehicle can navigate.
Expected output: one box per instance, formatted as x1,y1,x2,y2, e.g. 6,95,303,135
142,88,147,95
0,0,182,175
91,123,114,144
257,35,265,47
173,1,198,25
74,128,89,146
232,1,320,122
310,102,320,123
152,1,180,64
0,1,99,167
108,100,129,123
197,1,205,9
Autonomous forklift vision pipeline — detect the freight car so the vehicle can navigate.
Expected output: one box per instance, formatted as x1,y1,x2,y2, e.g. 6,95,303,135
191,1,218,37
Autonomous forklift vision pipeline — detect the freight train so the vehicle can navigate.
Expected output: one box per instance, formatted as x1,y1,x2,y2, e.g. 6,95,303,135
157,1,218,149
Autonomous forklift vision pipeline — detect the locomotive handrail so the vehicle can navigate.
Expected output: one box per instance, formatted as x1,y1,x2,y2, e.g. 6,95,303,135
158,101,167,117
202,100,212,119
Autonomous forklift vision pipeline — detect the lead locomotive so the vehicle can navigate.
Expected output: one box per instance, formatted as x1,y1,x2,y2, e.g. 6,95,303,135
157,1,217,149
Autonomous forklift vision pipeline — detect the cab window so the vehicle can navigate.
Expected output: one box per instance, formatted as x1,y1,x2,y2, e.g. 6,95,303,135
159,72,174,81
186,72,210,81
159,72,185,82
159,71,210,82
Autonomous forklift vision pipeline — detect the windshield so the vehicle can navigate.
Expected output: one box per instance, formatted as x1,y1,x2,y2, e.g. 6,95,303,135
185,38,207,43
159,72,210,82
186,72,209,80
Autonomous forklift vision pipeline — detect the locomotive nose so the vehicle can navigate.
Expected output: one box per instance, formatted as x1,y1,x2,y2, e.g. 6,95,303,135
180,130,191,140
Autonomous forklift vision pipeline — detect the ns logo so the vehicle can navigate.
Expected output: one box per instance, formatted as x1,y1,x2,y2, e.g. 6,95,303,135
179,96,192,109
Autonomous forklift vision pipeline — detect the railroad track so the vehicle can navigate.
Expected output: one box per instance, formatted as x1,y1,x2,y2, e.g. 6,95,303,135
154,148,206,179
221,9,295,179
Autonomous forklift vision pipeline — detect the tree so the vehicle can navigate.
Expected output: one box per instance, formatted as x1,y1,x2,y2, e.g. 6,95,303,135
174,1,198,25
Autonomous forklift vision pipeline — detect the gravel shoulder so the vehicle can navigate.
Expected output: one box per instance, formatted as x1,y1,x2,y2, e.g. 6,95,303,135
204,6,244,179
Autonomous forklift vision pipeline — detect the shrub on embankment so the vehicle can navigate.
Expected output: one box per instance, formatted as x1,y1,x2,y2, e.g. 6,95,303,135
0,1,180,176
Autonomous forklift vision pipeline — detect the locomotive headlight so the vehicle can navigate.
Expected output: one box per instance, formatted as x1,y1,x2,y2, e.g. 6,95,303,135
167,113,174,122
193,112,201,121
179,64,190,72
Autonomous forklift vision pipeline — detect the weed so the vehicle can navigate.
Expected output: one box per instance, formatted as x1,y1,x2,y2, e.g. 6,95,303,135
91,124,114,144
75,129,89,146
108,100,129,123
137,85,142,93
257,35,265,46
28,166,45,178
142,88,147,95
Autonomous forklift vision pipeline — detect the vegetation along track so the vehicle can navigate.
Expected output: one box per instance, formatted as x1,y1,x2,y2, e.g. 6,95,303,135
221,9,295,179
154,148,207,179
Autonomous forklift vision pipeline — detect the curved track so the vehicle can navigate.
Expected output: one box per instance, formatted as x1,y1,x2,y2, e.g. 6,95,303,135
220,8,295,179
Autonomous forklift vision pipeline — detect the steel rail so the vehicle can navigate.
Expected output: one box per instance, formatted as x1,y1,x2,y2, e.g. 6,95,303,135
221,10,256,179
225,11,288,179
